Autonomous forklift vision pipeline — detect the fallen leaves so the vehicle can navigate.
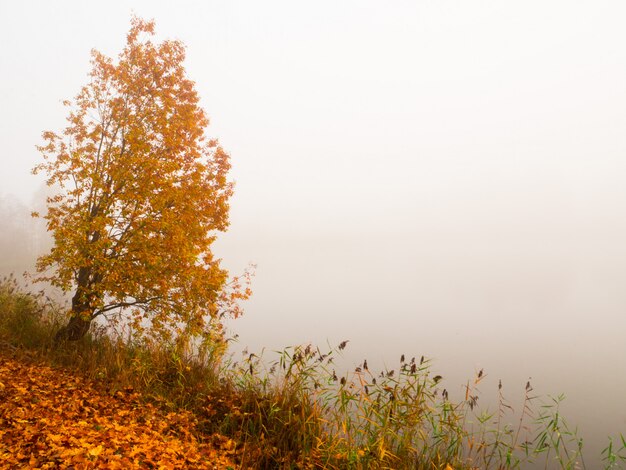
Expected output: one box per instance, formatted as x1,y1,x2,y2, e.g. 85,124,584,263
0,354,236,468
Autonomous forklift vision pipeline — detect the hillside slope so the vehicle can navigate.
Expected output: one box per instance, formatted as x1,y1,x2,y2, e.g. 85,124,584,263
0,352,237,469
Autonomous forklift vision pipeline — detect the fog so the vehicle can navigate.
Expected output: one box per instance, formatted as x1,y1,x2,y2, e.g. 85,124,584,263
0,192,48,279
2,0,626,464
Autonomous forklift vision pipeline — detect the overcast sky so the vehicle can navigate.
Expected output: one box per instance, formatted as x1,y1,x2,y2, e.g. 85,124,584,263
2,1,626,460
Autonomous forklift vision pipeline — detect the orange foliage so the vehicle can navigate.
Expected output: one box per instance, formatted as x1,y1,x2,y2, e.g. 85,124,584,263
33,17,249,341
0,354,238,468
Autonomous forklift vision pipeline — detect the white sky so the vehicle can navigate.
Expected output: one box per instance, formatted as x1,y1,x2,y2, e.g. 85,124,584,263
2,1,626,459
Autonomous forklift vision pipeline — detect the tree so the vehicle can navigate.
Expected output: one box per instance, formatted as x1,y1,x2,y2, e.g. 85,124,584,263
33,17,249,343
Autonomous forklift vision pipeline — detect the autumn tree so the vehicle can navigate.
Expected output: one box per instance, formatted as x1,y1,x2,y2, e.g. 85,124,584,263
33,17,249,343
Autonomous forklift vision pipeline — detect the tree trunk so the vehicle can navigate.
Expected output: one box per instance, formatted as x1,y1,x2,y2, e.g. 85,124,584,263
54,272,94,342
54,313,92,342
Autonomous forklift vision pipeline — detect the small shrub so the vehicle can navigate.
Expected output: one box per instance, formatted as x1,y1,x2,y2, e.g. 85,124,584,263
0,275,63,349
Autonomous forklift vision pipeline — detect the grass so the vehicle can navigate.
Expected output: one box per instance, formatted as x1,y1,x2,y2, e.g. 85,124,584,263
1,275,624,469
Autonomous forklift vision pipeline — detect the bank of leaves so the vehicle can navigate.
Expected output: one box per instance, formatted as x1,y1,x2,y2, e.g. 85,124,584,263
0,354,238,469
2,277,626,469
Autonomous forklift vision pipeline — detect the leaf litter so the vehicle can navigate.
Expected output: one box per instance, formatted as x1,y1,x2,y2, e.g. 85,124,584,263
0,353,238,469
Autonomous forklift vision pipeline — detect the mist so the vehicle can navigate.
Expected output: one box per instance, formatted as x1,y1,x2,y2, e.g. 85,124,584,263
0,193,46,279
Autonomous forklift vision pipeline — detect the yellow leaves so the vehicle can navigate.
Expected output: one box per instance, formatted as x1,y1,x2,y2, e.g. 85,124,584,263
33,15,249,343
222,438,237,452
88,444,104,457
0,354,237,468
47,433,63,443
